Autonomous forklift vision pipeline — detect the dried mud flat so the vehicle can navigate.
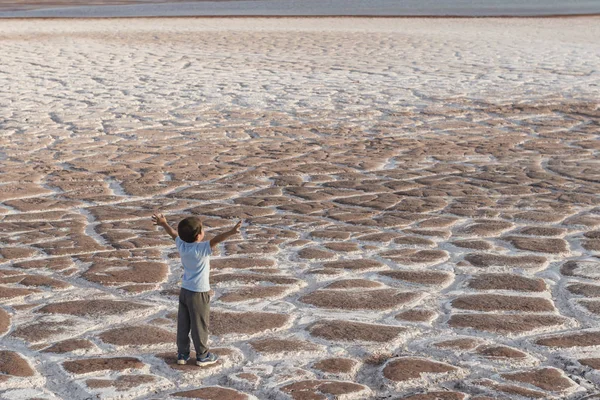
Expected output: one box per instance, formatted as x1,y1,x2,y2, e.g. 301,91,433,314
1,17,600,400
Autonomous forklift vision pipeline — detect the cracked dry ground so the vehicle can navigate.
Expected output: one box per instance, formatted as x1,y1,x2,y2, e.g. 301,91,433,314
1,19,600,400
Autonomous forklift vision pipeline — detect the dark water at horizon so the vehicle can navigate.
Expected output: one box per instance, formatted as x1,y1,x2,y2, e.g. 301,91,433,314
1,0,599,18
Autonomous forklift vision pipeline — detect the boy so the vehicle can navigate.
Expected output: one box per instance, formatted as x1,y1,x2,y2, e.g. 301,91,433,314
152,213,242,366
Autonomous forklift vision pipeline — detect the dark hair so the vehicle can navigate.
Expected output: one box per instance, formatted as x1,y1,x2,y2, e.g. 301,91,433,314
178,217,202,243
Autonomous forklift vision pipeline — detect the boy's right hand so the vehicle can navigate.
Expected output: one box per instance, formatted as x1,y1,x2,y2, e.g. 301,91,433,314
152,213,168,227
231,220,243,234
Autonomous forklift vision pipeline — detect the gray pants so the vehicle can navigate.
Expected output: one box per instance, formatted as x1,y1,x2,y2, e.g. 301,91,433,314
177,288,210,358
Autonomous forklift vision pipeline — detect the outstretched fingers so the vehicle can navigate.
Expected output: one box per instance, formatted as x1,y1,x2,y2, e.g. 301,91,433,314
151,213,165,225
233,220,243,232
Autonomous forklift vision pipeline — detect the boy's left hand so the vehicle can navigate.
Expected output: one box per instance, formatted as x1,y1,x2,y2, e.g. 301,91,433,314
152,213,168,227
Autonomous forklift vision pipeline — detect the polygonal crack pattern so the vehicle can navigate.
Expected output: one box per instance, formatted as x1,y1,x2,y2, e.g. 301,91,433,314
0,18,598,399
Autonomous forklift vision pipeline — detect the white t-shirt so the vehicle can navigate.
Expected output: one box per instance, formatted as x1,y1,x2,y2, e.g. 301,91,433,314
175,237,212,293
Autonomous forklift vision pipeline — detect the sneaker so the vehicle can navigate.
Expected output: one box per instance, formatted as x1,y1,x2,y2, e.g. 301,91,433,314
196,352,219,366
176,353,190,365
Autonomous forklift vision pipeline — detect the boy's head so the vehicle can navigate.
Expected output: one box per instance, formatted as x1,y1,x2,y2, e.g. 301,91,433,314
178,216,204,243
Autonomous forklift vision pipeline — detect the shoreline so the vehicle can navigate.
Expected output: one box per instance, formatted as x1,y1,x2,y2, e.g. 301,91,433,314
1,0,599,19
1,14,600,19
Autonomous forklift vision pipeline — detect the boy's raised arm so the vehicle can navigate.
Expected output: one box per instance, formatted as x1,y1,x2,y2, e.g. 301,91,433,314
210,220,242,250
152,213,178,240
